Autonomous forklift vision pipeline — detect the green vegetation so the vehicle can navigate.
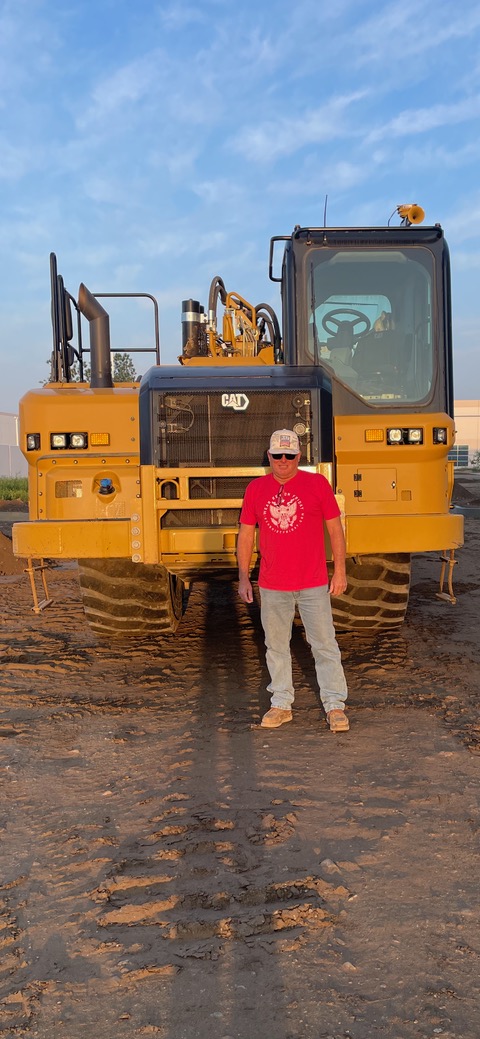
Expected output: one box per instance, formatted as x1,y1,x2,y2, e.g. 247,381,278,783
112,352,138,381
0,477,28,502
43,351,138,385
62,352,138,383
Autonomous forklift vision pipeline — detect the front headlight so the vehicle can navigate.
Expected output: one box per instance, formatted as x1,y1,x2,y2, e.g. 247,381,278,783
433,427,447,444
51,433,68,449
387,428,403,444
70,433,87,449
407,428,423,444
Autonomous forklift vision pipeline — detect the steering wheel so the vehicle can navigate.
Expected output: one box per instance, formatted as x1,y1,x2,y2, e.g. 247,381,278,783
322,308,371,338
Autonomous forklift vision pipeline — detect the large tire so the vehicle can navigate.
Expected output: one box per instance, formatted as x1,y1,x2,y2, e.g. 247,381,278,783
330,553,411,632
78,558,184,639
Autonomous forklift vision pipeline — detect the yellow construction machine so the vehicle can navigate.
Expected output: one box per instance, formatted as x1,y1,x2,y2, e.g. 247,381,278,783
13,205,464,635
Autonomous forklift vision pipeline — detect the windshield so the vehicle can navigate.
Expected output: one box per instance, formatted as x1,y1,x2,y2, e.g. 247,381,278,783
305,248,434,404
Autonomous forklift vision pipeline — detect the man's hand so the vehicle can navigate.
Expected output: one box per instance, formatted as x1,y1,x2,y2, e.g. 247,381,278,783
329,569,347,596
238,575,254,603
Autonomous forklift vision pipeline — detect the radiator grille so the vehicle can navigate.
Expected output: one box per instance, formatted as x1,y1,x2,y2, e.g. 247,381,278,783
161,479,259,528
154,389,313,467
161,508,241,529
189,476,257,499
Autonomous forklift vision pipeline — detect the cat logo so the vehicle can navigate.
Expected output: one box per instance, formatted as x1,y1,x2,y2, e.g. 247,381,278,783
221,392,250,411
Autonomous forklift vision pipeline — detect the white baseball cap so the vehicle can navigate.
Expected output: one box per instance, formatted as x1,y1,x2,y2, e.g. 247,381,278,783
269,429,300,454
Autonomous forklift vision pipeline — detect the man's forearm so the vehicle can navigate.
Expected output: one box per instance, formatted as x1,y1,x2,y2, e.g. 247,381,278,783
329,525,346,571
237,525,255,603
237,526,255,575
326,516,347,595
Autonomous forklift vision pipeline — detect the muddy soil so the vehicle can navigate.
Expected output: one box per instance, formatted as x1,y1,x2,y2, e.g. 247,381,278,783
0,492,479,1039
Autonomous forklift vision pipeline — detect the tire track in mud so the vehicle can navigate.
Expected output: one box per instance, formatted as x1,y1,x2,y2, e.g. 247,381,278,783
94,810,344,951
2,703,479,1039
0,717,356,1035
0,531,480,1037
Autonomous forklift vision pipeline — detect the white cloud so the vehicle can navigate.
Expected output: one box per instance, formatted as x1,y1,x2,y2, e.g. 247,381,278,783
164,147,200,179
350,0,480,68
157,2,207,30
111,263,144,284
137,224,227,261
394,140,480,173
76,53,161,130
232,26,286,75
454,251,480,269
0,140,32,180
82,175,136,207
442,197,480,244
366,96,480,143
75,45,223,140
229,91,368,163
270,159,368,199
192,178,246,207
0,1,61,93
0,207,56,250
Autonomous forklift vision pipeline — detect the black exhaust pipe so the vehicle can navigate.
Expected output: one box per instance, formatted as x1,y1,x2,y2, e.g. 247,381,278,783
181,299,207,358
78,283,113,388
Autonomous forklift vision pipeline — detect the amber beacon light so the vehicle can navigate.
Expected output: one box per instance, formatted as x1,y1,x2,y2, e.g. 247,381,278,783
397,203,425,226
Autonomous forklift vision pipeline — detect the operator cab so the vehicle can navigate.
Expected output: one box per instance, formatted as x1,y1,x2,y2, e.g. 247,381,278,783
307,248,432,403
274,224,453,415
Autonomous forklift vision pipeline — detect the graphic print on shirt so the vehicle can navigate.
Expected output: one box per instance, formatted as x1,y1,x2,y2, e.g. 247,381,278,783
263,492,305,534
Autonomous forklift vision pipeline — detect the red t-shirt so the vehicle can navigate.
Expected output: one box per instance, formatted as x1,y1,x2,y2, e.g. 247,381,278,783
239,470,340,590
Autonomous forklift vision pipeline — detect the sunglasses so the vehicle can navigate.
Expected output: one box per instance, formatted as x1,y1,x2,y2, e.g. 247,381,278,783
270,452,297,460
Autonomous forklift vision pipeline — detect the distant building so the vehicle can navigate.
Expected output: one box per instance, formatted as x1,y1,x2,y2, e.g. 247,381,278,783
452,400,480,467
0,413,28,477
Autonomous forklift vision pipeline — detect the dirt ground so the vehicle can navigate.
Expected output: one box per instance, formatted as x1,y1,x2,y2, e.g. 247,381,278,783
0,482,479,1039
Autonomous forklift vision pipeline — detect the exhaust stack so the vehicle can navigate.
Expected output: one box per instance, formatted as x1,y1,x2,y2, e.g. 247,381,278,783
182,299,207,358
78,283,113,388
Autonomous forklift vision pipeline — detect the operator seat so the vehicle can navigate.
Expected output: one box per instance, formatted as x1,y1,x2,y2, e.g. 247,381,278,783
327,320,355,364
351,328,414,398
352,329,405,377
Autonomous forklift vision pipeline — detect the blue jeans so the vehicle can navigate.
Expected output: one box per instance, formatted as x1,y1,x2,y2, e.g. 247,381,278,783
259,585,348,714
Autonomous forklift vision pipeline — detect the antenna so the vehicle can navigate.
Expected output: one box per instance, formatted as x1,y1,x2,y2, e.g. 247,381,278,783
323,194,328,227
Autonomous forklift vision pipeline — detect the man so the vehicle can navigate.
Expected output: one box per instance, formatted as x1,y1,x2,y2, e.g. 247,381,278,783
237,429,349,732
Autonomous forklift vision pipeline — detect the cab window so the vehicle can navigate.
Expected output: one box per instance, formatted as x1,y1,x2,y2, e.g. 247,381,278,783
305,249,434,404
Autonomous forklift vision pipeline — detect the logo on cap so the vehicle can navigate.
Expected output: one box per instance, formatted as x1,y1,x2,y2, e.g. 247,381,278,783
269,429,300,453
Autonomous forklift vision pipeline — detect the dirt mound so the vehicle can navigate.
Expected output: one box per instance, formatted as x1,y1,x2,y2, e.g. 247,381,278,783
0,498,28,512
453,478,480,506
0,531,26,575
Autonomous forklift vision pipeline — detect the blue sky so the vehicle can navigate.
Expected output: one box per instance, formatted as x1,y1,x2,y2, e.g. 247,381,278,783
1,0,480,412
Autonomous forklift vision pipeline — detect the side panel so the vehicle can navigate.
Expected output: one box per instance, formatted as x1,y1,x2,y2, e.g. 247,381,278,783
13,518,132,558
345,514,463,554
335,411,464,551
14,385,141,559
